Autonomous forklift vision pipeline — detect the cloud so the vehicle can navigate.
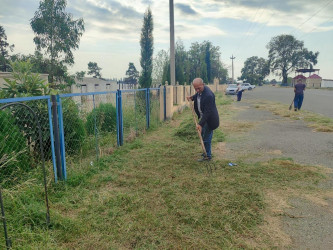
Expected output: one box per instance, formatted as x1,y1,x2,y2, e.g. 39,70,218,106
67,0,144,42
175,3,198,16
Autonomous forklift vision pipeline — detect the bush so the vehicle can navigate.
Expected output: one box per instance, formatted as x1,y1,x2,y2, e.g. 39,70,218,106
61,99,86,155
0,110,32,183
85,103,117,135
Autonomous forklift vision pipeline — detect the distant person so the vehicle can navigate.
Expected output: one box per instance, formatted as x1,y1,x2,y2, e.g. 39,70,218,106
187,78,219,161
236,84,244,101
294,79,306,111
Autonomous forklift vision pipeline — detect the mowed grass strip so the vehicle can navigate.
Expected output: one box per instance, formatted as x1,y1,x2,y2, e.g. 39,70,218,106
0,95,328,249
253,100,333,132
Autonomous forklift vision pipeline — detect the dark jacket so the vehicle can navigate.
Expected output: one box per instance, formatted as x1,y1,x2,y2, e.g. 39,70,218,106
192,86,219,130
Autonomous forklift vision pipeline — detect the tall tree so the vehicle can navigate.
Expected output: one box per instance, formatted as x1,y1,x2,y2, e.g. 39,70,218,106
30,0,85,85
204,42,212,83
75,71,85,82
175,39,187,85
87,62,102,78
152,49,169,85
240,56,270,85
139,8,154,88
125,62,139,85
0,25,15,72
161,40,227,84
266,34,319,84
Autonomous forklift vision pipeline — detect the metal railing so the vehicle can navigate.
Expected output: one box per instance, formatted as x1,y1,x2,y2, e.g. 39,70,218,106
0,88,163,183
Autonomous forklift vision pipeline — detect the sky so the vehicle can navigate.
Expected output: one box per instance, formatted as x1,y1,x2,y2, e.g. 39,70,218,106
1,0,333,81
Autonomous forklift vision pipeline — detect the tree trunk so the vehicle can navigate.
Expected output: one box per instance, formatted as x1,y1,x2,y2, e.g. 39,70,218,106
282,69,288,84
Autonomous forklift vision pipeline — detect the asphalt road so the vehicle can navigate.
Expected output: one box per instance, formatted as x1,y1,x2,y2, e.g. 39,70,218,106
242,85,333,118
222,100,333,249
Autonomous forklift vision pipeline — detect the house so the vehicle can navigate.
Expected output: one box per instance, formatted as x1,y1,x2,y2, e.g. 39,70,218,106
306,74,322,88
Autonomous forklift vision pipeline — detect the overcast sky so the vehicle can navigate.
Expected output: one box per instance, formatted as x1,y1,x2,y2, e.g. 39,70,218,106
1,0,333,81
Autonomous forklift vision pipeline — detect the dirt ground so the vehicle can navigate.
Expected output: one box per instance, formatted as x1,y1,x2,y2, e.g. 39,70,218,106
215,100,333,249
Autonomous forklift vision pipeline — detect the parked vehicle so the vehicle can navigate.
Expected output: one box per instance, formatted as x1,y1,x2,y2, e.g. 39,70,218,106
241,83,255,90
225,84,238,95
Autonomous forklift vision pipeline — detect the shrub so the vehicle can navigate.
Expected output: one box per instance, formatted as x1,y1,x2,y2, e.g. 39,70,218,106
61,99,86,155
0,110,32,183
85,103,117,135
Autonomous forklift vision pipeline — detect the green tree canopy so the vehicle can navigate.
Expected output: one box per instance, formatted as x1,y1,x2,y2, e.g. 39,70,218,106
160,40,227,85
152,49,169,85
87,62,102,78
139,7,154,88
266,34,319,84
30,0,85,85
125,62,139,85
240,56,270,85
0,25,15,72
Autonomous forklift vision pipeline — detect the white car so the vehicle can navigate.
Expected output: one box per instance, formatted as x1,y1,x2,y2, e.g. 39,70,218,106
241,83,255,90
225,84,238,95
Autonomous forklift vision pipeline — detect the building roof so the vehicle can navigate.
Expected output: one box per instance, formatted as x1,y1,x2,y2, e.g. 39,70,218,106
296,69,320,73
76,77,115,85
293,74,307,79
308,74,322,79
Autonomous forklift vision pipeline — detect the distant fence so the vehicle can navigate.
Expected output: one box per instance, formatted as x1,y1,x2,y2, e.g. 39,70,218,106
0,81,224,182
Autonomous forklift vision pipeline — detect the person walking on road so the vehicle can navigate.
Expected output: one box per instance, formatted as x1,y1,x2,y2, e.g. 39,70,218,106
294,79,306,111
187,78,220,161
236,83,244,101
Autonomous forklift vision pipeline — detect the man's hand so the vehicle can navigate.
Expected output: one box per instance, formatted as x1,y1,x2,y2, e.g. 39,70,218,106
196,124,202,133
186,96,192,101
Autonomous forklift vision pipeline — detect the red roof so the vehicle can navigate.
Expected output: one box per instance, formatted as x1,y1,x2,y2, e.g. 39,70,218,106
293,75,306,79
308,74,322,79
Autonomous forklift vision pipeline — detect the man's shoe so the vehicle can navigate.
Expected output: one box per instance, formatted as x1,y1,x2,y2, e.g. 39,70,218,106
294,108,297,111
197,157,211,162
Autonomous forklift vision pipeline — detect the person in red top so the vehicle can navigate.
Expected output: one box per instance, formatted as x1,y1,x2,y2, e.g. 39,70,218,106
294,79,306,111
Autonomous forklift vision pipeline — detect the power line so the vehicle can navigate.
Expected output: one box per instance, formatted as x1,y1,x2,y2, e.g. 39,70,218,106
290,0,333,35
234,1,266,56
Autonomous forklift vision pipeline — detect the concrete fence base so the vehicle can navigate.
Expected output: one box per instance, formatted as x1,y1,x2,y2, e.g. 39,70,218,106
159,78,226,121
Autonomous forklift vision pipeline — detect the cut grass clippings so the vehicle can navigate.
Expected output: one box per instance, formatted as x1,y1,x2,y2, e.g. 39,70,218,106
253,100,333,132
0,94,329,249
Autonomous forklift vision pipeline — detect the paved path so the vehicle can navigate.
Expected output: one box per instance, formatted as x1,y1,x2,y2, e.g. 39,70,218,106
222,99,333,249
242,86,333,118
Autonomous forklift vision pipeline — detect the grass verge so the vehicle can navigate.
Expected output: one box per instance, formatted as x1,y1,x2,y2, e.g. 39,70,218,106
253,100,333,132
0,94,329,249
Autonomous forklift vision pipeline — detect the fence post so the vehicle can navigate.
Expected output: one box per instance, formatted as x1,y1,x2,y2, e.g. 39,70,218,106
56,95,67,180
51,95,63,180
163,86,166,121
146,88,150,129
47,98,58,183
116,90,123,146
93,95,99,161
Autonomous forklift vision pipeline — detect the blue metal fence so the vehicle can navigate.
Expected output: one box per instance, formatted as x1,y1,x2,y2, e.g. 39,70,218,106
0,88,162,183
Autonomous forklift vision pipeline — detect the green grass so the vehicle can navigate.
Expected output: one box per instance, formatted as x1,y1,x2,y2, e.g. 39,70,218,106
0,94,328,249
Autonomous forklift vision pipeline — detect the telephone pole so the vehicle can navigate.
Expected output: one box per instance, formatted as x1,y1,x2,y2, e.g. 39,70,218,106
169,0,176,85
230,55,235,84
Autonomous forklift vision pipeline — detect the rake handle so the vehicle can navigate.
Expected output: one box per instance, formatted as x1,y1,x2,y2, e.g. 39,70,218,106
188,98,207,157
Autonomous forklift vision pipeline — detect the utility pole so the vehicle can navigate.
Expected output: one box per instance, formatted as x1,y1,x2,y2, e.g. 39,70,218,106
230,55,235,84
169,0,176,85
